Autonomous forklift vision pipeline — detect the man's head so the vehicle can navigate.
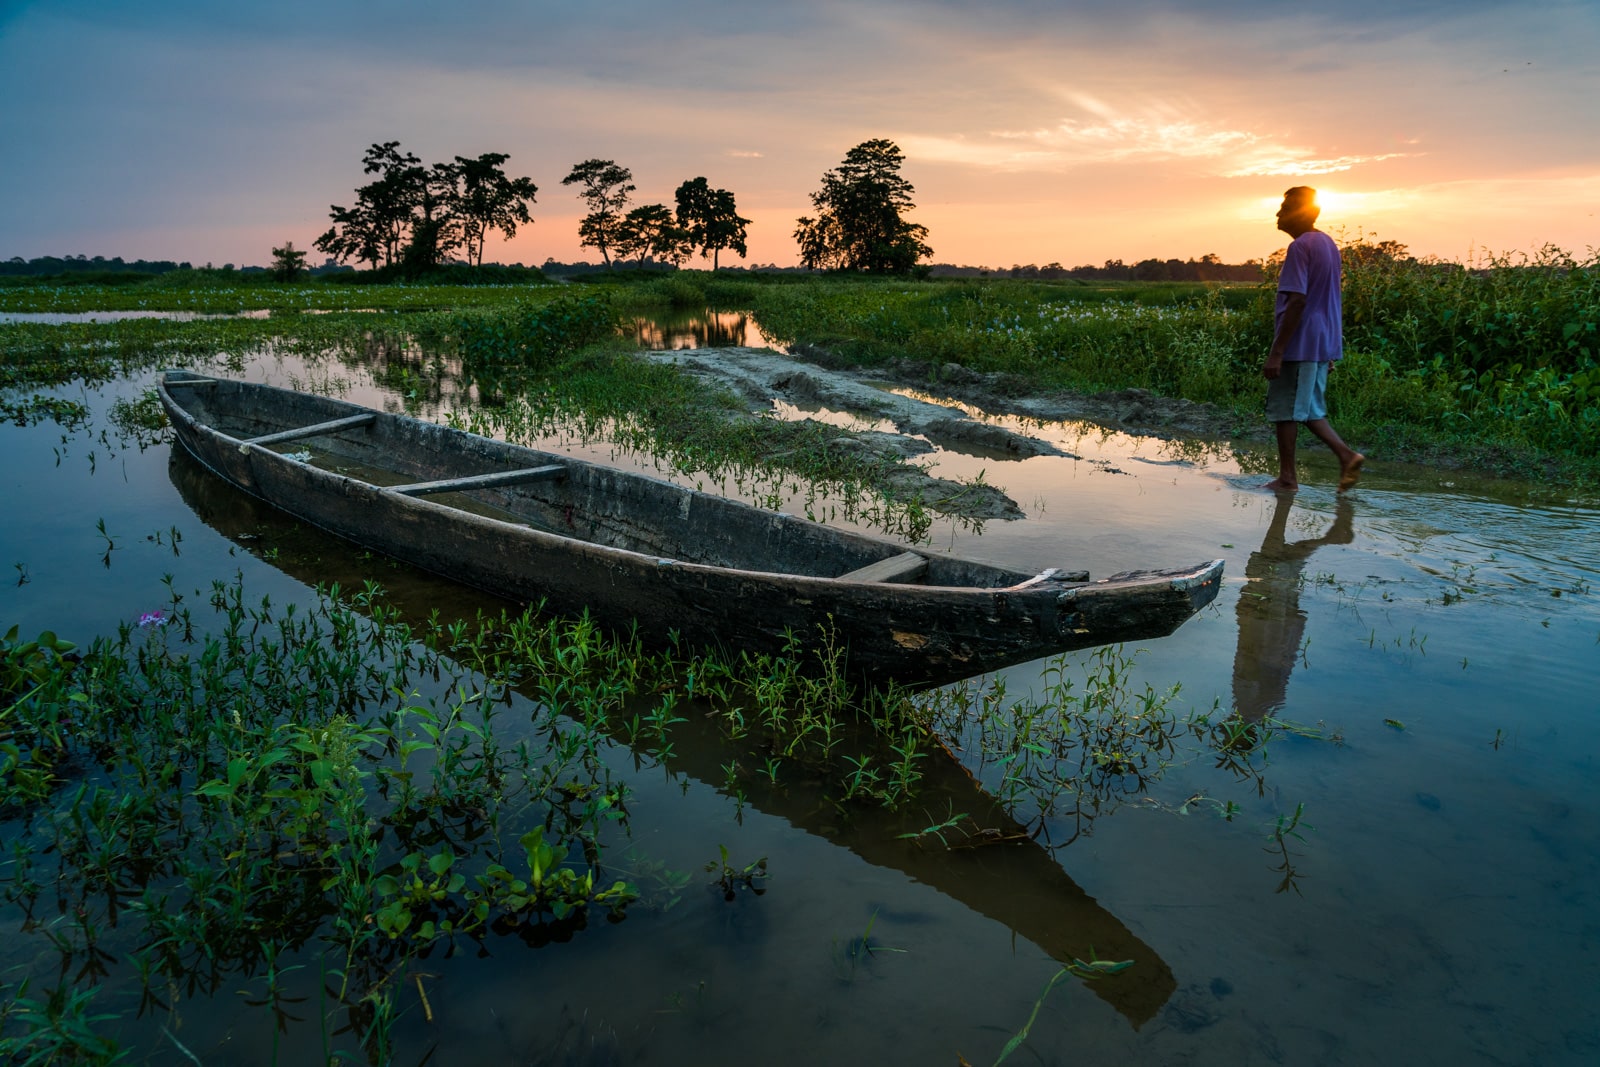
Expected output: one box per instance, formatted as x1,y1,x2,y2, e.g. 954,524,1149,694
1276,186,1320,237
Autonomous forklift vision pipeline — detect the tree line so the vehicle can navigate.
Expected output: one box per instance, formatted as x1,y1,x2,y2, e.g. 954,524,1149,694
939,255,1267,282
311,138,940,276
311,142,756,274
7,140,1341,281
313,142,539,271
2,254,193,277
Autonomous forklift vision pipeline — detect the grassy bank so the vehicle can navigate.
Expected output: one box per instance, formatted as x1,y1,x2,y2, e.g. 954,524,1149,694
628,249,1598,488
0,264,551,314
5,251,1597,491
0,296,970,535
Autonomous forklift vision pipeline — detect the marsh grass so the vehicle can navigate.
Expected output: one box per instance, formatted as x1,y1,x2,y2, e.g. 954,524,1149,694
2,565,1322,1063
718,256,1600,484
450,346,943,539
0,580,640,1061
0,279,551,316
0,296,956,536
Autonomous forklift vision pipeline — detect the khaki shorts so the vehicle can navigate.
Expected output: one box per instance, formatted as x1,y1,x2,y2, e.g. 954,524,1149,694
1266,361,1329,422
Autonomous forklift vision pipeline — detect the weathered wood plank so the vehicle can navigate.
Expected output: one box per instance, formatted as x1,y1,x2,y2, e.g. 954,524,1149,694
160,371,1226,691
837,550,927,584
163,377,219,386
390,464,566,497
245,413,377,447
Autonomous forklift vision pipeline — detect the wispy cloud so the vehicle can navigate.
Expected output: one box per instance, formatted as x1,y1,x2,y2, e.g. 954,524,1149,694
906,102,1413,178
1223,150,1411,177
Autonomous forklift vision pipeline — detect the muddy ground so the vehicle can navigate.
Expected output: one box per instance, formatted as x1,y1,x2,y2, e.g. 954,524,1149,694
642,346,1262,520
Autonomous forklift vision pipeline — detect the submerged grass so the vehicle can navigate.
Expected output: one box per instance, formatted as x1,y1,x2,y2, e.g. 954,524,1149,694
451,344,943,539
3,562,1304,1060
0,580,639,1061
0,294,956,534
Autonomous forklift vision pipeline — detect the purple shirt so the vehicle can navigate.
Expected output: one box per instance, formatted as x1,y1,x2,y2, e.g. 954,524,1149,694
1275,230,1343,362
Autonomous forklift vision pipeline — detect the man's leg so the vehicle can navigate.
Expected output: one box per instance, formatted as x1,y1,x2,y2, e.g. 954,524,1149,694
1304,418,1364,492
1264,421,1300,491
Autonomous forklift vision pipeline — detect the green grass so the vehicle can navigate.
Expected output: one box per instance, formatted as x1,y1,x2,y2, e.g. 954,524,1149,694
675,252,1600,488
8,251,1595,486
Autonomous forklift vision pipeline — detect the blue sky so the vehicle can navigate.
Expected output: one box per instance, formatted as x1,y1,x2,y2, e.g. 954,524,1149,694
2,0,1596,268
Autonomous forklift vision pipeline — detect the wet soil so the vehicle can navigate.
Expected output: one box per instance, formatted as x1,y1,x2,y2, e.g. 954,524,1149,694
642,346,1261,520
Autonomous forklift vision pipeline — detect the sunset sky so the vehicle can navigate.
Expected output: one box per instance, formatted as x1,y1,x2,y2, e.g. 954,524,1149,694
3,1,1597,270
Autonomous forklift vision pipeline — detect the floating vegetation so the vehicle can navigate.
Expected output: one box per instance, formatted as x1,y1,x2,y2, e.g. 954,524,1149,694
912,646,1194,846
0,392,89,430
1266,802,1315,896
832,909,906,982
704,844,768,902
982,952,1133,1067
105,388,170,449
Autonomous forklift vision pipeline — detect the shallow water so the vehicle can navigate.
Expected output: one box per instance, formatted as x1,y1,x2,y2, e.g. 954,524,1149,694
2,343,1598,1065
0,309,275,324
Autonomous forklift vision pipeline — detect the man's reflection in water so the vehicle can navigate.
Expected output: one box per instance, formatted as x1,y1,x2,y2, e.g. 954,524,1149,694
1232,493,1355,721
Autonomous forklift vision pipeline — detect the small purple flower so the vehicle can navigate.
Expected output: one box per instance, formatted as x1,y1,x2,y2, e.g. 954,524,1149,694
138,610,167,628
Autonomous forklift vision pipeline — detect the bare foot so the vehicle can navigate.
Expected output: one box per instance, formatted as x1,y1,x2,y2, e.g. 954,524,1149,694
1338,453,1366,493
1262,479,1298,492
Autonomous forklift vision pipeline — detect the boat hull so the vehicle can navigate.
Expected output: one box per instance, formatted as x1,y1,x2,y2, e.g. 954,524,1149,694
159,372,1223,687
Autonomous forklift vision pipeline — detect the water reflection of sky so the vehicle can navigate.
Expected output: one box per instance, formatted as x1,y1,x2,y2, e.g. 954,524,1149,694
0,309,274,324
4,346,1600,1065
625,310,786,351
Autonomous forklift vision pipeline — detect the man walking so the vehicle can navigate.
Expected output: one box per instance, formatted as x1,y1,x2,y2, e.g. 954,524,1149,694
1263,186,1364,493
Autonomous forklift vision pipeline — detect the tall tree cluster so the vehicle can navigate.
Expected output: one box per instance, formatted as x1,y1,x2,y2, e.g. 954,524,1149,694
313,137,940,274
563,160,750,270
315,142,538,270
795,139,931,273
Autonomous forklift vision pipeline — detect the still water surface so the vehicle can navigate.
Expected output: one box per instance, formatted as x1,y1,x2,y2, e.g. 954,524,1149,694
1,329,1597,1064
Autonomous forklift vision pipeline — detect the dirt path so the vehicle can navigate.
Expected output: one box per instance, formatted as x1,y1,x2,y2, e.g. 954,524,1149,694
641,346,1256,521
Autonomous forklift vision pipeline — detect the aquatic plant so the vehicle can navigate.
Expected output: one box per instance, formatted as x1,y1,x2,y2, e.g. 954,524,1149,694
0,580,643,1061
983,951,1133,1067
704,844,768,902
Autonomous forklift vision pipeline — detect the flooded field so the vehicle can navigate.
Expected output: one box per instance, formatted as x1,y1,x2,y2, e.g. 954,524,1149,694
2,331,1598,1065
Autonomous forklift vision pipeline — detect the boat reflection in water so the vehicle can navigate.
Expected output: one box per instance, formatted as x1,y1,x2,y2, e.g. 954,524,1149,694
169,444,1179,1028
1232,494,1355,722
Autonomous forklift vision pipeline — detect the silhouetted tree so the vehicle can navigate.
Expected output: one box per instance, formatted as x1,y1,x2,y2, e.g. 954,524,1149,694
315,142,541,272
448,152,538,266
315,141,427,268
402,162,465,270
793,139,931,273
270,241,308,281
562,159,635,268
614,204,691,268
674,177,750,270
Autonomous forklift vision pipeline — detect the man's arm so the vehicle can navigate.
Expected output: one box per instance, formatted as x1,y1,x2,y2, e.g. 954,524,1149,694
1265,291,1306,380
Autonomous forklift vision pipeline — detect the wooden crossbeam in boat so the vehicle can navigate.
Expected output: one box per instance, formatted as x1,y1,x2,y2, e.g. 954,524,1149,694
389,464,566,497
245,413,377,447
163,377,218,386
837,550,927,584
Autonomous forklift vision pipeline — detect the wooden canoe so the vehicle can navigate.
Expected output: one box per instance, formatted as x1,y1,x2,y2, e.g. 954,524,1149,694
158,370,1223,688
